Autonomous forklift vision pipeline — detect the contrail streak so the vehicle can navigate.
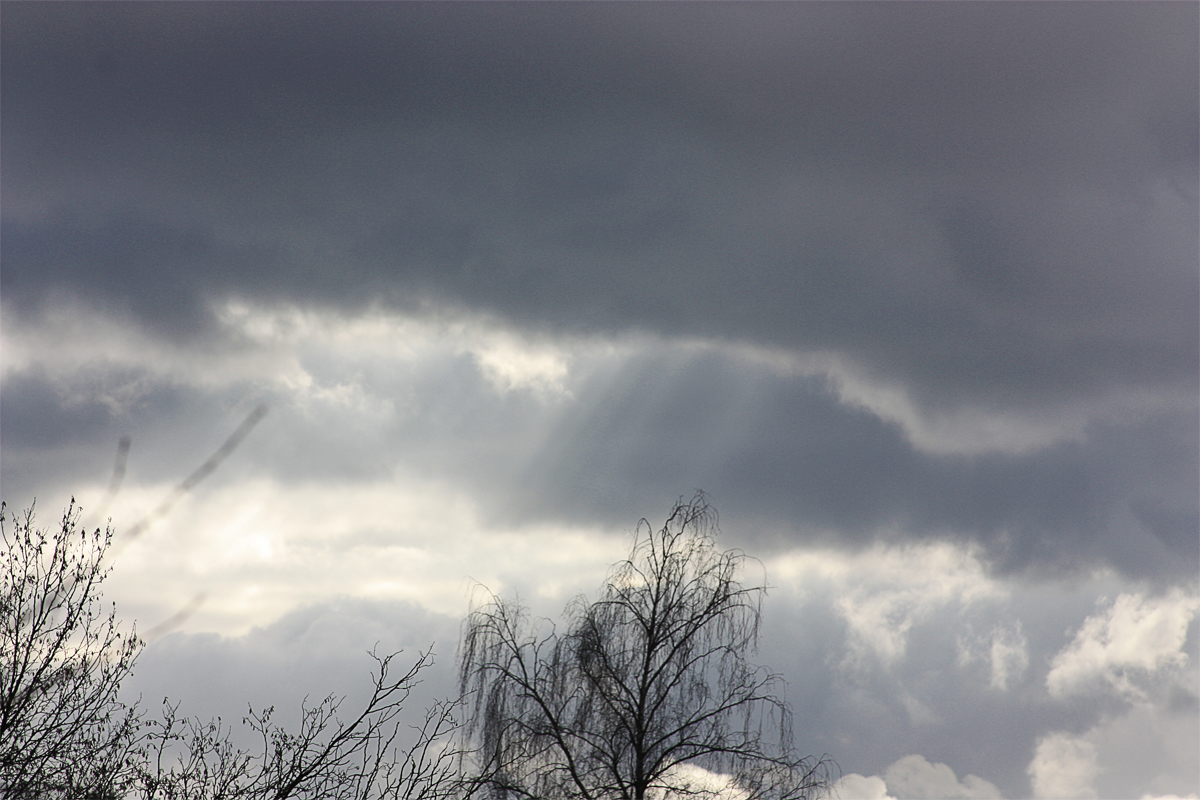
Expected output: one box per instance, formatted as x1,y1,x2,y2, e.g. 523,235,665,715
124,404,269,541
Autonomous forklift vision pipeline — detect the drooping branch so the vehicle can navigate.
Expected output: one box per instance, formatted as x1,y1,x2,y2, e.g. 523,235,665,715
458,493,836,800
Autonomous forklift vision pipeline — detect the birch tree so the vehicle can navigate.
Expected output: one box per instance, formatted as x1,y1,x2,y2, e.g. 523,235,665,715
459,494,834,800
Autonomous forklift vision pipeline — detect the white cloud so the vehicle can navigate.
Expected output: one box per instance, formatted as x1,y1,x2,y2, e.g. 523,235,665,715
214,298,607,401
988,622,1030,691
772,542,1007,666
1,297,610,410
827,365,1088,456
649,763,748,800
883,754,1003,799
1046,590,1200,701
470,329,573,397
833,757,1002,800
1028,733,1099,800
0,300,310,409
958,623,1029,691
833,773,896,800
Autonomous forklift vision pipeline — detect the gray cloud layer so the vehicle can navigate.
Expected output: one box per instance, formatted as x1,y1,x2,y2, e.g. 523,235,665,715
2,9,1197,793
4,333,1195,580
4,3,1195,405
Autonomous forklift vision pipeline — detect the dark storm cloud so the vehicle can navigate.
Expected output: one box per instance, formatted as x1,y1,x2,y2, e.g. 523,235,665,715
3,2,1197,584
0,367,118,450
3,2,1196,414
2,211,234,337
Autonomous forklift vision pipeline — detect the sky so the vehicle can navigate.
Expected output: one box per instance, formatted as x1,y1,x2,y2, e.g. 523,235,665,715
1,2,1197,798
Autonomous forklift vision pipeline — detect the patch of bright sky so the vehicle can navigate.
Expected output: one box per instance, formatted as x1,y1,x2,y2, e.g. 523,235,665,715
102,475,631,638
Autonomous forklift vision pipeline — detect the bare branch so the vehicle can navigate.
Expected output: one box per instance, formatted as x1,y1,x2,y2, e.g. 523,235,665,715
458,493,837,800
0,501,143,799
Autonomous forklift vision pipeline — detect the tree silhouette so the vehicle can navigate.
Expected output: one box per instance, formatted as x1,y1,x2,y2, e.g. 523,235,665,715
1,501,482,800
459,493,834,800
0,500,142,798
134,647,481,800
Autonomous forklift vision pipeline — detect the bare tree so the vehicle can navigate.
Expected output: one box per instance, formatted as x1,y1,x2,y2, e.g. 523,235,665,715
0,500,143,798
459,493,835,800
1,500,482,800
134,648,482,800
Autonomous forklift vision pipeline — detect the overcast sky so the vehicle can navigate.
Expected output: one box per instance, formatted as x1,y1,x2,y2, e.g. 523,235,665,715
2,3,1197,798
